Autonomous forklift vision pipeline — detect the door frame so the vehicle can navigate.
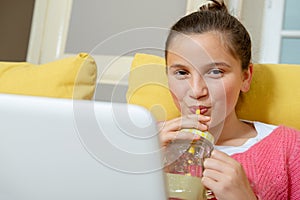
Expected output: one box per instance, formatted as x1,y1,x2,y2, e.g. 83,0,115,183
259,0,285,63
26,0,73,64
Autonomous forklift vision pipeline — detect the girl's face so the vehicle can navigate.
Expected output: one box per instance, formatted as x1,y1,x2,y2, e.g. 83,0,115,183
166,32,252,127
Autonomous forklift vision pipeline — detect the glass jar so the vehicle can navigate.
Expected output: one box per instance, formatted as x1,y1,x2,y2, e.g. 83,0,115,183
164,129,214,200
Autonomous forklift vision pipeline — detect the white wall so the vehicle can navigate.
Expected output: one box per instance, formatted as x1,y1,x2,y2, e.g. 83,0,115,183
241,0,266,63
65,0,187,57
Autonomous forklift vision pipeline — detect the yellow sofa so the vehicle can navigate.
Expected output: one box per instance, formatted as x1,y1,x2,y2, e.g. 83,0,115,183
127,53,300,130
0,53,97,100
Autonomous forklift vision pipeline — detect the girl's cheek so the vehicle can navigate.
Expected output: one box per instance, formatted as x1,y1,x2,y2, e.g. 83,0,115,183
169,82,188,109
170,91,181,111
169,86,184,103
169,79,182,97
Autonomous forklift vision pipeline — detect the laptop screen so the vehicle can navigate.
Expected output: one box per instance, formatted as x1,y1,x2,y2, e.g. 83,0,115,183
0,94,167,200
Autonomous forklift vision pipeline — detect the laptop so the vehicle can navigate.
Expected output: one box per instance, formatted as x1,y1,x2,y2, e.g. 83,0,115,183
0,94,167,200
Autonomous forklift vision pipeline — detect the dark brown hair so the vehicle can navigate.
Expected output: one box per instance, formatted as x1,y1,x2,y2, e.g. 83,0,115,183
165,0,252,70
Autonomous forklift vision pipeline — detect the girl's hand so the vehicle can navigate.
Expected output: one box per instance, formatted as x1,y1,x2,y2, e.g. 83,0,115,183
202,150,257,200
157,114,210,147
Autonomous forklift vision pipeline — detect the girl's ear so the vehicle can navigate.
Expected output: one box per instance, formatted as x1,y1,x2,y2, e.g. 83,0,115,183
241,63,253,92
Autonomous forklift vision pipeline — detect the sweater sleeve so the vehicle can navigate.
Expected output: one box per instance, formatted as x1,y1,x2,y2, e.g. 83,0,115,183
232,126,300,199
288,127,300,199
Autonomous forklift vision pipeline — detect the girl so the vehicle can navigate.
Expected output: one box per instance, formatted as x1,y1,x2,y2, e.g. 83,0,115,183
159,0,300,199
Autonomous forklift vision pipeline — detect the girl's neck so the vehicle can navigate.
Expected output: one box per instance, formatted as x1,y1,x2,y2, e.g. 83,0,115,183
210,113,257,146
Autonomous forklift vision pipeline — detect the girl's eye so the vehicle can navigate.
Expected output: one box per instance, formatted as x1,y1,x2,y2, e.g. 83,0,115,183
174,70,190,79
207,69,224,78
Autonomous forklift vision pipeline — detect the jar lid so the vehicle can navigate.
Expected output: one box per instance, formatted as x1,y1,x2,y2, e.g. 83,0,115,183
181,129,215,144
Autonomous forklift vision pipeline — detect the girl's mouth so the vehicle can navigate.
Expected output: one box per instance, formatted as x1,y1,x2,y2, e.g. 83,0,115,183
190,106,210,115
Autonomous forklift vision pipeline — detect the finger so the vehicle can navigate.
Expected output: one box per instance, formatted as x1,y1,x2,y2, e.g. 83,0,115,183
176,130,201,140
181,121,209,131
203,150,236,175
196,114,211,122
156,121,165,129
202,168,224,183
162,131,200,142
211,149,239,165
203,157,228,173
201,176,219,192
159,131,178,146
158,121,208,133
159,117,184,132
158,114,210,147
159,115,209,132
204,151,244,177
183,114,210,123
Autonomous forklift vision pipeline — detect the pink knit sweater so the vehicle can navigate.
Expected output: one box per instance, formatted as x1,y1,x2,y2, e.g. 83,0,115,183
232,126,300,199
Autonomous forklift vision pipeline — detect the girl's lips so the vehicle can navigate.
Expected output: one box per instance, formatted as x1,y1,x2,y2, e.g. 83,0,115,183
199,107,209,115
190,106,210,115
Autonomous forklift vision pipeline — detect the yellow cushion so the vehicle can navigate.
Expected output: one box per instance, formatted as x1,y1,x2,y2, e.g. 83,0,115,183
126,53,180,121
127,53,300,130
236,63,300,130
0,53,97,100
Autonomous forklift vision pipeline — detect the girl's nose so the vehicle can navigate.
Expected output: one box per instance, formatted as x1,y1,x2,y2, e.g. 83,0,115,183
189,75,208,99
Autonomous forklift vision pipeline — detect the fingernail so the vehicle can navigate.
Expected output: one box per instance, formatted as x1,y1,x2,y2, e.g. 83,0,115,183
193,134,201,140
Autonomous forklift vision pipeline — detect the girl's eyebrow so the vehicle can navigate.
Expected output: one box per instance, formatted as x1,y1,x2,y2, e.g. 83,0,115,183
204,62,231,68
168,63,188,69
168,62,231,69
